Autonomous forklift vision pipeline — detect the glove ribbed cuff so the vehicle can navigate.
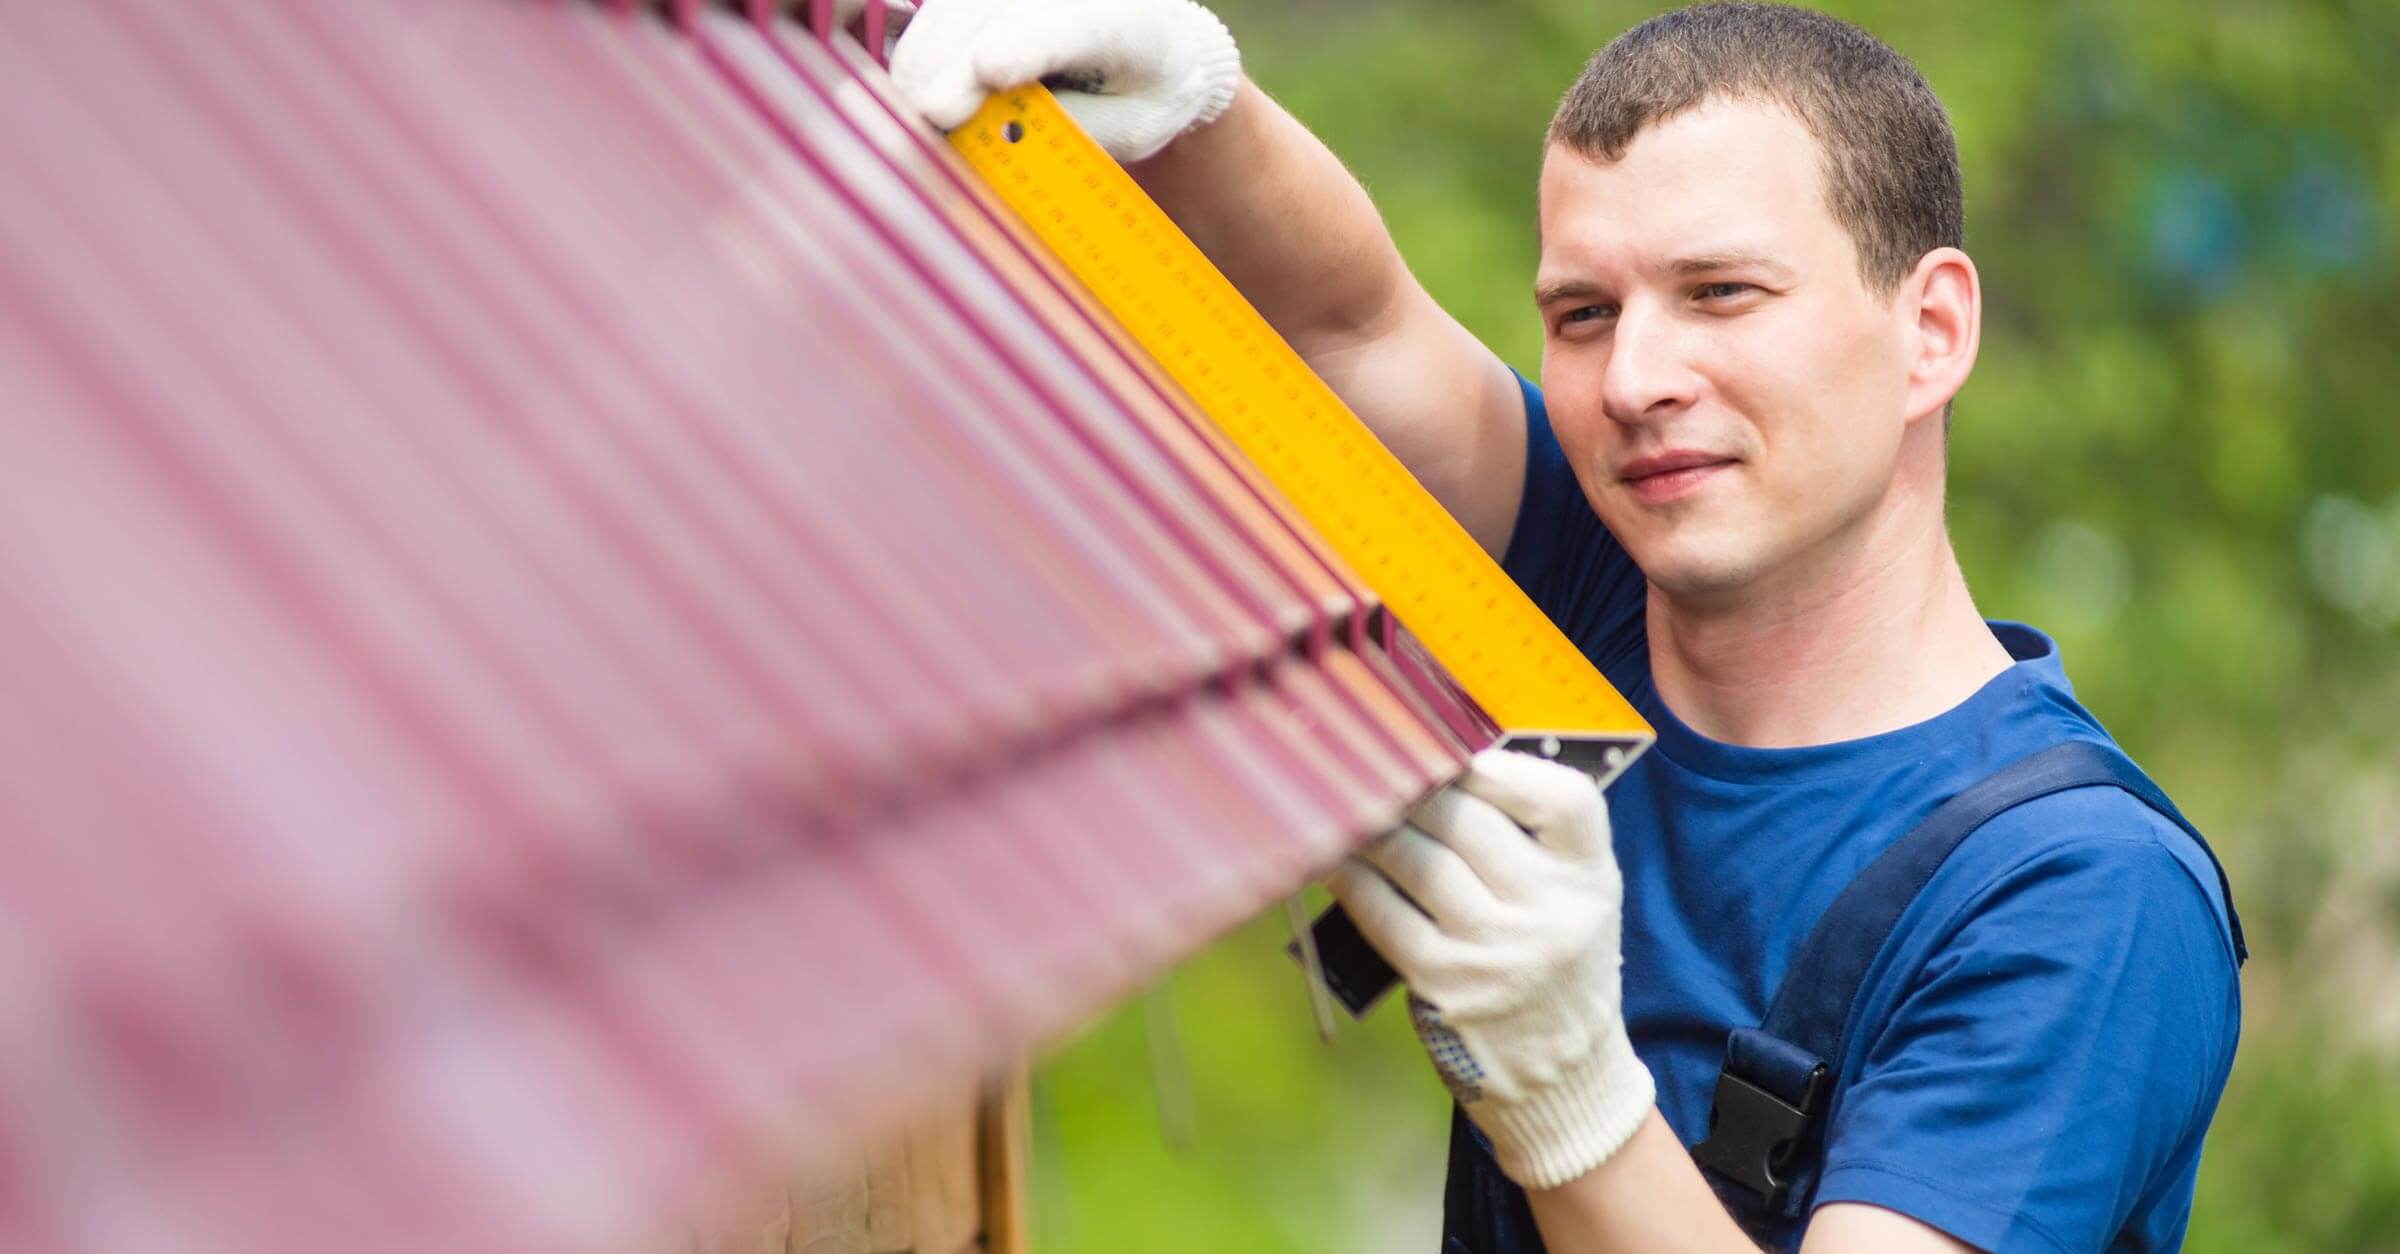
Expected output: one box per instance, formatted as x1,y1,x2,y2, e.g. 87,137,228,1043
1173,2,1242,132
1474,1024,1655,1191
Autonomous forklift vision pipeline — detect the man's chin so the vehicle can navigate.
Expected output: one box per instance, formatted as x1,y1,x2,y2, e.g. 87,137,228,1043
1625,541,1774,604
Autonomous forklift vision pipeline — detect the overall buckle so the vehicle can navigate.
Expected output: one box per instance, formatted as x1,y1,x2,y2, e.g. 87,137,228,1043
1690,1044,1827,1212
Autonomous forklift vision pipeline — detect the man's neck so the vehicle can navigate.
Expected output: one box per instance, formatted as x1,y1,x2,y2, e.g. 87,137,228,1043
1645,502,2012,750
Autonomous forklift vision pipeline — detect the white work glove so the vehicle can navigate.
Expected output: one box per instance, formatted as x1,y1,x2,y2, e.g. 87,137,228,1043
890,0,1242,162
1329,749,1655,1190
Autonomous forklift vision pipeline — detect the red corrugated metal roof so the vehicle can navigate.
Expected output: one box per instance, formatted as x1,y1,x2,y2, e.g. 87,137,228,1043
0,2,1496,1250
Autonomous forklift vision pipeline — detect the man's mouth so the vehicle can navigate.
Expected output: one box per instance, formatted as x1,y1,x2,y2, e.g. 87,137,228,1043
1619,450,1736,504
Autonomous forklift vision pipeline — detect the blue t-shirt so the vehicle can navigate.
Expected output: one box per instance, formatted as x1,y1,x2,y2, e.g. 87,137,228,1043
1490,375,2242,1253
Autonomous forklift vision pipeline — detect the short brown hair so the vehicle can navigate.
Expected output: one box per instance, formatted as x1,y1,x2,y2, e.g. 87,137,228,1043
1549,3,1963,293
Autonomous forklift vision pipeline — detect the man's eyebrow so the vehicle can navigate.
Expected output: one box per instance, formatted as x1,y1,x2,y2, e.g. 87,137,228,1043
1533,277,1605,305
1534,253,1796,304
1667,250,1795,278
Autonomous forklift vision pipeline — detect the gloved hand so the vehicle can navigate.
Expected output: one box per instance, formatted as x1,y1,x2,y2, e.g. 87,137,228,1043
1329,749,1655,1190
889,0,1243,162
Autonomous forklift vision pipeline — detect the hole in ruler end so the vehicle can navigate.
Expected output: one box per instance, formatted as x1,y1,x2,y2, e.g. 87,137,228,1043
1500,733,1652,791
1003,120,1026,143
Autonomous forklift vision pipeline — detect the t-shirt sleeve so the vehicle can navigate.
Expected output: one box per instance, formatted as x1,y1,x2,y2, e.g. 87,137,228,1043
1497,372,1647,682
1811,805,2243,1253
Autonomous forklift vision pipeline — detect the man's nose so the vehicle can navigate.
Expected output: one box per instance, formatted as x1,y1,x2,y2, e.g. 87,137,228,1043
1600,303,1700,425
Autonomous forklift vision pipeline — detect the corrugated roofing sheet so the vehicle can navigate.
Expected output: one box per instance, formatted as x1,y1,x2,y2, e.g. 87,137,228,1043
0,2,1497,1250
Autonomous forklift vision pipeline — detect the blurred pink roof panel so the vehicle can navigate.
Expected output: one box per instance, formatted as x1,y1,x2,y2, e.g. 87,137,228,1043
0,2,1496,1251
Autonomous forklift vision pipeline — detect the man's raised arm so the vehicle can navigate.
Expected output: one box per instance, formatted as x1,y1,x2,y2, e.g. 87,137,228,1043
893,1,1529,556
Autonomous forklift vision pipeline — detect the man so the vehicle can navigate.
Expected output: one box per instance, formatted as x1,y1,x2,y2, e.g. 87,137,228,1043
893,3,2244,1250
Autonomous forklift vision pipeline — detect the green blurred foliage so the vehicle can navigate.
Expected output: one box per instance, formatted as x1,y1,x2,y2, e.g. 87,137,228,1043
1031,2,2400,1250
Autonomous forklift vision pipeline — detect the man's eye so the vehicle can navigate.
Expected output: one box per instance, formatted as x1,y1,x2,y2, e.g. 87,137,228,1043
1560,305,1614,324
1696,282,1754,301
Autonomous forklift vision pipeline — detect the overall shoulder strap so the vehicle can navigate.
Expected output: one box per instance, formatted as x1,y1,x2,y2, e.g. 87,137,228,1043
1690,740,2248,1232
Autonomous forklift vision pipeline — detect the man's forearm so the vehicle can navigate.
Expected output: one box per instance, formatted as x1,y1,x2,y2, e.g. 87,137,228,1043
1128,80,1412,358
890,0,1528,545
1525,1110,1762,1253
1526,1114,1980,1253
1125,79,1528,552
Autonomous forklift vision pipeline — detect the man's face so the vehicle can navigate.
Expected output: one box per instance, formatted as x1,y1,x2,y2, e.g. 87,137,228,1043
1536,98,1920,605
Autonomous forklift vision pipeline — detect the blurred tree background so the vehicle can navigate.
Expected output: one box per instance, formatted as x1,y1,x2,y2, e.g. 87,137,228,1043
1022,2,2400,1249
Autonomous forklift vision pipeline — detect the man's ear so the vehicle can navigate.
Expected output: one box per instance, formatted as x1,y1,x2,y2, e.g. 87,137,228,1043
1900,246,1979,426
